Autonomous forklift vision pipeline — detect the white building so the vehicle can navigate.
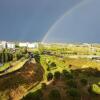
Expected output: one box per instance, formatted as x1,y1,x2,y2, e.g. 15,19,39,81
27,43,38,48
19,42,28,47
0,43,2,51
19,42,38,48
0,41,15,49
7,42,15,49
1,41,7,48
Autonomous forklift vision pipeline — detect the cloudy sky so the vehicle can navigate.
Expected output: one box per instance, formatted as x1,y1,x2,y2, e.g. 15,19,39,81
43,0,100,43
0,0,100,43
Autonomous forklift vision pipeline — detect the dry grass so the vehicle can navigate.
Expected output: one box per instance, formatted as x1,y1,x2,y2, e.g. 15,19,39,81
0,61,44,100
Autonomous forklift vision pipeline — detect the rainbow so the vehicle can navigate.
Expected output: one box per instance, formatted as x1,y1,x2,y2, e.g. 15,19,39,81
42,0,92,43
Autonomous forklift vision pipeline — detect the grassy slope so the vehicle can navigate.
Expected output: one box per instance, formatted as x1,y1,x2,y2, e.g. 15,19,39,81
0,59,28,76
0,63,10,71
0,60,44,100
24,54,100,100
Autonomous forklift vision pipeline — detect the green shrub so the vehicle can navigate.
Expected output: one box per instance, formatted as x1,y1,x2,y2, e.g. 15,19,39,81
68,88,80,98
49,89,61,100
34,53,40,63
47,72,53,81
47,67,50,71
67,79,77,88
49,62,56,68
90,83,100,95
22,89,43,100
80,78,88,86
54,71,61,80
62,70,73,79
41,83,47,90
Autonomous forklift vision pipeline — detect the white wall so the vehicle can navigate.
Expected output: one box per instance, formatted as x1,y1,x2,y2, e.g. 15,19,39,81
27,43,38,48
7,43,15,49
1,41,7,48
19,42,38,48
19,42,28,47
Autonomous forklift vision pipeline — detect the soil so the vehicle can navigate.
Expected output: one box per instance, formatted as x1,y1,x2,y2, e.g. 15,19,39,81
0,61,44,100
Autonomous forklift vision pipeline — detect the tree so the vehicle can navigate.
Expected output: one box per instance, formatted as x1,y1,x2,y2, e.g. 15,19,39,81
89,83,100,95
68,88,80,99
80,78,88,86
41,83,47,90
0,51,13,63
25,53,29,59
0,53,2,63
1,52,5,63
38,43,45,54
49,89,61,100
4,53,8,62
62,70,69,77
22,89,43,100
8,53,13,61
50,62,56,67
67,79,77,88
16,53,22,60
62,70,73,79
15,44,19,48
23,47,28,54
47,72,53,81
54,71,61,80
47,66,50,71
34,53,40,63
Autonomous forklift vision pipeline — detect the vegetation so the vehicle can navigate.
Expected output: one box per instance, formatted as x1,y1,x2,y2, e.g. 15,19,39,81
90,83,100,95
0,43,100,100
67,88,80,99
47,72,53,81
80,78,88,86
49,89,61,100
41,83,47,90
62,70,73,79
67,79,77,88
54,71,61,80
22,90,43,100
0,51,13,63
34,53,40,63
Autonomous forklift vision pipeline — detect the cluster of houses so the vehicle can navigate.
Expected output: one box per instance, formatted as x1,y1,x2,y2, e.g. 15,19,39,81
0,41,38,50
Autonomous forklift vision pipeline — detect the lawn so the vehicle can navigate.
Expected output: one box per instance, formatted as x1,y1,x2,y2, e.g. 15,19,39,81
23,53,100,100
0,59,28,76
0,63,10,72
8,59,28,72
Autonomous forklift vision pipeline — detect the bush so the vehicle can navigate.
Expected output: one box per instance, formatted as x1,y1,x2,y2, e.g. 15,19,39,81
62,70,73,79
67,79,77,88
22,89,43,100
50,62,56,68
34,53,40,63
49,89,61,100
47,73,53,81
47,67,50,71
54,71,61,80
89,83,100,95
62,70,69,76
80,78,88,86
24,53,29,59
94,71,100,77
0,52,13,63
68,88,80,98
69,64,72,68
41,83,47,90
